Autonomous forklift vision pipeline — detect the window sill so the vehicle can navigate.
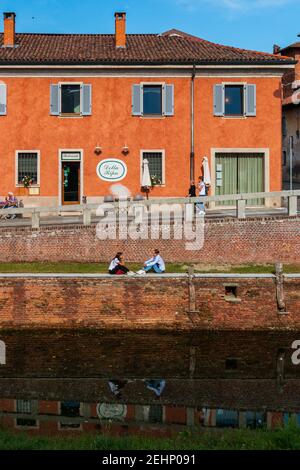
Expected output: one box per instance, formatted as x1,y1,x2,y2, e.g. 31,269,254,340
15,184,40,188
140,115,166,120
59,114,83,119
224,296,242,304
221,116,248,120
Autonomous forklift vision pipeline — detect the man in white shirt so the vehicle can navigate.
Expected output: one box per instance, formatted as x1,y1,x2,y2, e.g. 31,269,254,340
197,175,206,215
141,250,166,274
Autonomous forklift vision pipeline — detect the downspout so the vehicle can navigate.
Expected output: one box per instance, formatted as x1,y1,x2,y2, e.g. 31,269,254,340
190,63,196,181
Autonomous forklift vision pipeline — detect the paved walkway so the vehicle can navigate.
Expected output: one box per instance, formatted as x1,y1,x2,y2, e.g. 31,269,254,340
0,206,295,229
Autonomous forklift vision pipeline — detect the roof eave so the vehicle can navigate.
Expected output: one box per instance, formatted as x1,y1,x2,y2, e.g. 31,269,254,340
0,59,296,67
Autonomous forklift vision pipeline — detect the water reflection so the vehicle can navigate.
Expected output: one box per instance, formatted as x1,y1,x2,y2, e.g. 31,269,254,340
0,330,300,437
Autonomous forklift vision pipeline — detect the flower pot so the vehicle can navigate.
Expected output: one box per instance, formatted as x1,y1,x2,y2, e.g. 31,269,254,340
17,187,29,196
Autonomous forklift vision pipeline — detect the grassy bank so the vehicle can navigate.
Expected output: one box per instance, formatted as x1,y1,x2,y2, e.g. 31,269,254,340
1,425,300,450
0,262,299,274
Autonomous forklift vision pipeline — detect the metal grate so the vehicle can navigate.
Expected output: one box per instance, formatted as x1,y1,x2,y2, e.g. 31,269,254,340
17,153,38,184
143,152,163,184
16,400,32,414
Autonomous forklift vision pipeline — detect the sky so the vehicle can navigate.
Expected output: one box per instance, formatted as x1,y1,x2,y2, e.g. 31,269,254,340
1,0,300,53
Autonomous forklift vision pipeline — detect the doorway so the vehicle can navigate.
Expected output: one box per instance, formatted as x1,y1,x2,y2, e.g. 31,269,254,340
62,161,80,205
215,153,265,206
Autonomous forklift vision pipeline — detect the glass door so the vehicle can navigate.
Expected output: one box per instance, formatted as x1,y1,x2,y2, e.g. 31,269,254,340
62,162,80,205
216,153,264,206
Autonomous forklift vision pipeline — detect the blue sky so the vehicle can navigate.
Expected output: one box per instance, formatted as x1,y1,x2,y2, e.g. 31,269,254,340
1,0,299,53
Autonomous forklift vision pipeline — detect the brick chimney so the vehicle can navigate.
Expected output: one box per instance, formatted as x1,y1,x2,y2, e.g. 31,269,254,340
3,12,16,48
115,12,126,48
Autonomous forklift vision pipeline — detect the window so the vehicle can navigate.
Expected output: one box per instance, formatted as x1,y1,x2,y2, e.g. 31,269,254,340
15,400,38,428
132,84,174,117
282,116,287,138
50,83,92,116
214,84,256,117
143,85,163,115
16,400,32,414
0,83,7,116
16,152,39,186
59,401,81,430
142,151,164,185
225,85,244,116
61,84,81,114
283,150,287,167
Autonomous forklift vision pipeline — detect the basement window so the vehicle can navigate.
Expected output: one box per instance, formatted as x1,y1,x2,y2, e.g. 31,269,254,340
225,358,238,370
224,284,241,303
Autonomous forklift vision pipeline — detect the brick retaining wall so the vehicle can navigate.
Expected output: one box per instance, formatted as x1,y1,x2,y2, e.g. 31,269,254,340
0,216,299,264
0,275,299,330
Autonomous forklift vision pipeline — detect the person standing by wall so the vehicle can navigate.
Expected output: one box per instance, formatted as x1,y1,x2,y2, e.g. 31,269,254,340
197,176,206,215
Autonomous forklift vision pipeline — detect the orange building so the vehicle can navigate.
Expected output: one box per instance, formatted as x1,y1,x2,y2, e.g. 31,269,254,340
0,11,295,207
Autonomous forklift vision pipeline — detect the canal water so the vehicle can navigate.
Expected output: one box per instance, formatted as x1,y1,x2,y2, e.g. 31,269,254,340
0,330,300,436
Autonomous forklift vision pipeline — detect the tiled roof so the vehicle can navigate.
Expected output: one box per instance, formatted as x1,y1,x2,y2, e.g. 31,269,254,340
280,41,300,52
0,30,295,66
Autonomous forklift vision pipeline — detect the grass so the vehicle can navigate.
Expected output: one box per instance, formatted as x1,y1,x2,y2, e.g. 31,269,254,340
0,262,298,274
1,423,300,450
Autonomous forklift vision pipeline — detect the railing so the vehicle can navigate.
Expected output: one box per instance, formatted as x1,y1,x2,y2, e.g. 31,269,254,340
0,190,299,229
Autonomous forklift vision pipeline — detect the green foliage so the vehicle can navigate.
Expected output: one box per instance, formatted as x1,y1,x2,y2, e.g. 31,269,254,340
1,424,300,450
0,262,298,274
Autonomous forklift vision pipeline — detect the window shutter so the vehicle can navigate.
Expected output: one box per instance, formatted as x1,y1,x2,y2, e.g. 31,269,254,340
0,83,7,116
164,84,174,116
245,84,256,116
81,84,92,115
132,84,142,116
214,84,224,116
50,84,60,115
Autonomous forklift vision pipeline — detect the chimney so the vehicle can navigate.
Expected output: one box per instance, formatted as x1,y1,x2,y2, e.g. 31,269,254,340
115,12,126,48
273,44,281,55
3,12,16,48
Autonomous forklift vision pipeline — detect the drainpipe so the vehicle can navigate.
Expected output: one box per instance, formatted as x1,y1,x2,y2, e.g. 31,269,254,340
190,64,196,181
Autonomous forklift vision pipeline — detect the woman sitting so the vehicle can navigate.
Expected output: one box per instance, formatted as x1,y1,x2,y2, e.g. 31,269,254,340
108,253,130,275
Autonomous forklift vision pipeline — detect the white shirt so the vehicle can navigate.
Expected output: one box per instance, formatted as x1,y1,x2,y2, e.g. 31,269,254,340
146,255,166,272
199,181,206,196
109,258,119,271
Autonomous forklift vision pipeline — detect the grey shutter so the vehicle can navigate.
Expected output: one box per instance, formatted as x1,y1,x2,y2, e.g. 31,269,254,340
164,84,174,116
0,83,7,116
132,84,142,116
50,84,60,115
81,84,92,115
214,84,224,116
245,84,256,116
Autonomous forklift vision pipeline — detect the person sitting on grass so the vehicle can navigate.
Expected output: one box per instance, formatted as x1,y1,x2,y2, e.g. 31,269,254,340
139,250,166,274
108,253,130,275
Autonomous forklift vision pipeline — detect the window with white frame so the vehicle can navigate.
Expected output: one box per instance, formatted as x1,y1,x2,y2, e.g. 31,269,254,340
132,84,174,117
214,84,256,117
50,83,92,116
142,151,164,185
16,152,39,186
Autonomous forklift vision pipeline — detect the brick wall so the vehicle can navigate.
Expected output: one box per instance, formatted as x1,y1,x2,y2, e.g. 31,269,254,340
0,216,299,264
0,275,299,330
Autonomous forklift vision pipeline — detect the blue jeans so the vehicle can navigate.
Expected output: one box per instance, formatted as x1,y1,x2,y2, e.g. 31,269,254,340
145,264,163,274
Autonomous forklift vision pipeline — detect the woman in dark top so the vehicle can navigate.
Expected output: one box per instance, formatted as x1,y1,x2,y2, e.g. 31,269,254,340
187,181,196,198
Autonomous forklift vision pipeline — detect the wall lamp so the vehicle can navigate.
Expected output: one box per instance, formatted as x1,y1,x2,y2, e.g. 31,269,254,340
94,145,102,155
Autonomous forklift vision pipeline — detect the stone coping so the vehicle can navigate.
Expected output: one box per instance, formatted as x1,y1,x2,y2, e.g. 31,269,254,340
0,272,288,279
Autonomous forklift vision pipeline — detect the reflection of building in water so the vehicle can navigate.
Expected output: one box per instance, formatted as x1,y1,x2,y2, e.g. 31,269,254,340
1,331,300,437
1,397,300,437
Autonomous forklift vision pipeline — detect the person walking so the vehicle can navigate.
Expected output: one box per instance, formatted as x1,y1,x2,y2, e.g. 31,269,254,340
197,176,206,215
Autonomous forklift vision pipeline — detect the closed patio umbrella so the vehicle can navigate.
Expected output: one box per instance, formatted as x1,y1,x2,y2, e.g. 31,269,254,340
203,157,211,186
142,159,151,199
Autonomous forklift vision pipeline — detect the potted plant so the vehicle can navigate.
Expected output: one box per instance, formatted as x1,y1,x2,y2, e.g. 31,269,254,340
18,175,33,196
